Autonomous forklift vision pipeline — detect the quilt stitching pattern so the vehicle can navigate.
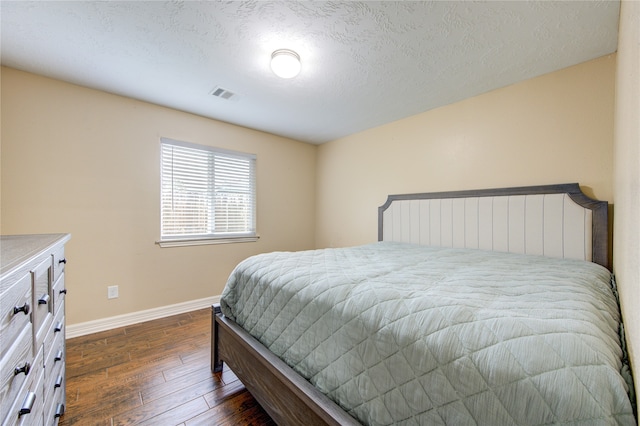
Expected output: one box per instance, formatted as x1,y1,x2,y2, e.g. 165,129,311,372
220,243,635,425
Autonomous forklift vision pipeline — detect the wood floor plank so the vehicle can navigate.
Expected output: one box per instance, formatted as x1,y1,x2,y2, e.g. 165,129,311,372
217,366,240,386
197,388,265,423
133,397,210,426
203,378,246,408
106,352,184,377
60,308,275,426
80,336,150,358
186,388,276,426
162,355,211,382
112,366,220,423
65,369,108,394
217,403,278,426
142,372,221,404
179,346,211,365
112,379,214,425
72,370,167,402
62,388,142,425
67,351,132,378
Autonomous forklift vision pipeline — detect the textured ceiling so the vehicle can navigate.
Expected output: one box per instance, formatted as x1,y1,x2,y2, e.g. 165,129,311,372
0,1,620,144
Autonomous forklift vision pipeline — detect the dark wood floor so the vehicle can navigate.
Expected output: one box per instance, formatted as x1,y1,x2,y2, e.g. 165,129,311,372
60,308,276,425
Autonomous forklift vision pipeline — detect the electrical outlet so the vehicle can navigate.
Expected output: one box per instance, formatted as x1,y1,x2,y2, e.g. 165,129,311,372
107,285,119,299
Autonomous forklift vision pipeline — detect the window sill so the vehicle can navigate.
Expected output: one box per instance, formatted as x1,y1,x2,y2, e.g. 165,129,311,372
156,235,260,248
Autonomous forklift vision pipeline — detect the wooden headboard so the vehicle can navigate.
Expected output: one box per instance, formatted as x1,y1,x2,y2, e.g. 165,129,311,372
378,183,609,270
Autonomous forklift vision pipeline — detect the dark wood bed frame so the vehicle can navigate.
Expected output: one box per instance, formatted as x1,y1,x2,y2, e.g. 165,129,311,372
211,183,609,426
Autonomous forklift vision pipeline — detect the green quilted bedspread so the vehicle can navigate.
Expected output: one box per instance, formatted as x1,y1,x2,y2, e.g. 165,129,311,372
220,242,635,425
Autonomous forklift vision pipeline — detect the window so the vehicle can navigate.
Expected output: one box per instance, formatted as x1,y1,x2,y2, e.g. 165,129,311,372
158,138,257,247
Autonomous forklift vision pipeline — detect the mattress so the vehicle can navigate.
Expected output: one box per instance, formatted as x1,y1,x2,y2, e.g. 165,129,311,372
220,242,635,425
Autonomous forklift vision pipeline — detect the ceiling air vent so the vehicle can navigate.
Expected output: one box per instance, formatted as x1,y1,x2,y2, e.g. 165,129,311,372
210,86,238,101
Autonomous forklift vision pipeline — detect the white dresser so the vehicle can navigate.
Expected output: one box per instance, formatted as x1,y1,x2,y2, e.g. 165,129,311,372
1,234,70,426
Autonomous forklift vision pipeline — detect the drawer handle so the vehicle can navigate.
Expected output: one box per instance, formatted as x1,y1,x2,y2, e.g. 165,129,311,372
18,391,36,416
14,362,31,376
55,350,63,362
59,289,68,295
54,321,64,333
55,374,63,388
59,258,67,265
55,403,65,418
13,303,30,316
38,294,50,305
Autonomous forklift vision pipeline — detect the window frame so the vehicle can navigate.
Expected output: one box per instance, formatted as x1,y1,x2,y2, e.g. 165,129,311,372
157,137,258,248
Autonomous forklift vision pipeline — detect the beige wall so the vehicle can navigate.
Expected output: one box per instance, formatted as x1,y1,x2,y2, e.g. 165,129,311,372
614,0,640,398
1,67,317,325
316,55,616,249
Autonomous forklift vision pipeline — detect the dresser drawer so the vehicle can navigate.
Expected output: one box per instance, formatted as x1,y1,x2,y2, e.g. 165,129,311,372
31,258,53,352
51,247,66,285
0,327,34,424
43,303,65,426
43,307,64,382
51,274,66,319
0,273,31,360
43,362,64,426
44,400,65,426
2,346,44,426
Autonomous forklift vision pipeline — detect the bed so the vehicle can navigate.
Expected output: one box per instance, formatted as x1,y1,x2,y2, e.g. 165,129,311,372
211,183,636,425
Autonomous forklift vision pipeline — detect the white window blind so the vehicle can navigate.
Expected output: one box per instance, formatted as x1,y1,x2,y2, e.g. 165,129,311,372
160,138,257,245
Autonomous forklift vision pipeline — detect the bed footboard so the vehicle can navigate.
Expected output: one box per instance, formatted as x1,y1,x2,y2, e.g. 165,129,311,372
211,304,360,426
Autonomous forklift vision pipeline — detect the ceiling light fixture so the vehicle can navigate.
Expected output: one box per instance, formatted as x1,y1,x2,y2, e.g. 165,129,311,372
270,49,301,79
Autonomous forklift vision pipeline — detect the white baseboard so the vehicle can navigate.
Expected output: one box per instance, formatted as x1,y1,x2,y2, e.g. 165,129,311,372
66,295,221,339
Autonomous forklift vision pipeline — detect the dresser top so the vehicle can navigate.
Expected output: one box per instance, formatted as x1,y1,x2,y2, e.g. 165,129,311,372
1,233,71,278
